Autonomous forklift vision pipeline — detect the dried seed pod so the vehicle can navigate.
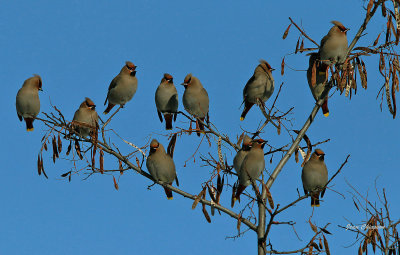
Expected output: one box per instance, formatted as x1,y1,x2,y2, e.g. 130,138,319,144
281,57,285,76
192,188,205,210
323,235,331,255
37,154,42,176
66,142,72,156
295,38,300,54
309,219,318,233
237,214,242,231
264,184,274,209
282,23,291,39
99,148,104,174
75,139,83,160
202,203,211,223
57,134,62,153
113,176,119,190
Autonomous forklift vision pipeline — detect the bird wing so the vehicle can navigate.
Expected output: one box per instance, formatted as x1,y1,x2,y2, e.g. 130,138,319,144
319,35,329,51
104,76,119,105
17,112,22,121
243,75,255,99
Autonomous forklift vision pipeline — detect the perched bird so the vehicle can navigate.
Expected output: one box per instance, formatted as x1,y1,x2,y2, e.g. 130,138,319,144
234,139,266,202
155,73,178,130
241,60,275,121
16,75,42,131
301,149,328,207
233,134,252,174
72,97,98,137
307,53,330,117
104,61,138,114
182,74,209,136
146,139,179,200
318,21,349,66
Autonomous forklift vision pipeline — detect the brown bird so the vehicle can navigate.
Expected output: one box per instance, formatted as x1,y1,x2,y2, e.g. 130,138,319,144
146,139,179,200
301,149,328,207
241,60,275,121
307,53,330,117
234,139,266,202
182,74,209,136
72,98,98,137
16,75,42,131
233,134,252,174
318,21,349,66
104,61,138,114
155,73,178,130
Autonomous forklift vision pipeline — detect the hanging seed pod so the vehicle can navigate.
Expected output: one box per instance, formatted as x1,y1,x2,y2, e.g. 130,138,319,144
309,219,318,233
75,139,83,160
113,176,119,190
99,148,104,174
295,38,300,54
282,23,291,39
264,183,274,209
192,187,206,210
237,214,242,231
37,154,42,176
41,154,48,179
119,160,123,175
281,57,285,76
57,134,62,153
66,141,72,156
323,235,331,255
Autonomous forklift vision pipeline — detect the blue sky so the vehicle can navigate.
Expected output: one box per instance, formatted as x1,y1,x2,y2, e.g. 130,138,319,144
2,0,399,254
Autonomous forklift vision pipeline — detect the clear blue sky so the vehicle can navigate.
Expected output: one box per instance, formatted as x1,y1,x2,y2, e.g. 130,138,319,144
2,0,399,254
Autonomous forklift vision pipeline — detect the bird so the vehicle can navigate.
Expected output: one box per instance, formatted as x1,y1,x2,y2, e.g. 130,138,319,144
241,60,275,121
16,74,42,131
301,149,328,207
72,97,98,137
146,139,179,200
318,21,349,66
234,139,266,202
155,73,178,130
233,134,252,174
104,61,138,114
182,73,209,136
307,53,330,117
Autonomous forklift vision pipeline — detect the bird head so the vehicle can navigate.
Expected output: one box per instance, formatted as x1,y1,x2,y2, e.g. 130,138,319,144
242,135,252,150
259,59,275,73
181,73,193,89
252,139,267,149
125,61,137,76
84,97,96,110
149,139,160,154
331,21,349,35
314,148,326,161
33,74,43,91
162,73,174,84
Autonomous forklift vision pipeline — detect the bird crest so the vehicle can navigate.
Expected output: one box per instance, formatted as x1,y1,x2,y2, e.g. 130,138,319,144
125,61,136,70
331,21,348,32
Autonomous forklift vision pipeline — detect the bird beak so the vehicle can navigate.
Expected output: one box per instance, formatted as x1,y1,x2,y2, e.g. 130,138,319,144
39,88,43,91
91,105,96,110
270,68,275,71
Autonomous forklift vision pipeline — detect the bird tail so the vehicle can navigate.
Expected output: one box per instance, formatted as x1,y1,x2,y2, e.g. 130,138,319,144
240,101,254,121
234,184,246,203
164,113,173,130
103,103,115,114
196,118,205,137
25,118,34,132
322,99,329,117
311,193,320,207
163,187,173,200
